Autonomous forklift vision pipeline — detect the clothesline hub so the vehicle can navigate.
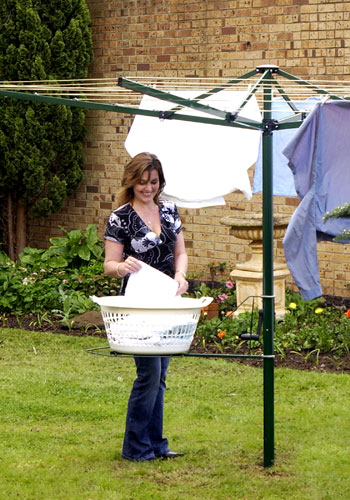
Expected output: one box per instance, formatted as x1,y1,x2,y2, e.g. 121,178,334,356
256,64,280,73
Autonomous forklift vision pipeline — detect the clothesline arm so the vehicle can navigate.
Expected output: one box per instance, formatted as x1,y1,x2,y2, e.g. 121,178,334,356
118,77,263,129
277,68,343,101
150,68,259,115
0,88,263,131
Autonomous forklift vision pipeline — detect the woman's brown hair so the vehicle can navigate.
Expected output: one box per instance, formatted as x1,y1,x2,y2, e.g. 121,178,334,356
117,152,166,206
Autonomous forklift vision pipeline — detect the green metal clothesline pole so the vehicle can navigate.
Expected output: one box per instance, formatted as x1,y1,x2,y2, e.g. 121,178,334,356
260,66,276,467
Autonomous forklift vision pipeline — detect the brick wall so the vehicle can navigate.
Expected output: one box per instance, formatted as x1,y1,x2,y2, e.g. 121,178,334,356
28,0,350,298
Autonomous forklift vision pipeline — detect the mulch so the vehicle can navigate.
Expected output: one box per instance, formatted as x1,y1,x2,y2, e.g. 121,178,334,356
1,311,350,374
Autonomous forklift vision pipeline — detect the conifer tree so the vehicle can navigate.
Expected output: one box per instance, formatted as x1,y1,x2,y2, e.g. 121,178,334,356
0,0,93,259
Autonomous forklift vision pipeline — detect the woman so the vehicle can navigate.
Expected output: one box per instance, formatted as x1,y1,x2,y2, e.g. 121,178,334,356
104,152,188,462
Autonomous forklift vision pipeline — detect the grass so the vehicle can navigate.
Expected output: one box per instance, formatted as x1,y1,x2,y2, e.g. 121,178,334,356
1,329,350,500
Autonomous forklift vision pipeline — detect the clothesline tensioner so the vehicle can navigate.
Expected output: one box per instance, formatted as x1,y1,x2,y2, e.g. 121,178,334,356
204,294,266,343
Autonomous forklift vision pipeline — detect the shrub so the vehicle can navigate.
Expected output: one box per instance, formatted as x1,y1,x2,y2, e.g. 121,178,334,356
0,225,120,316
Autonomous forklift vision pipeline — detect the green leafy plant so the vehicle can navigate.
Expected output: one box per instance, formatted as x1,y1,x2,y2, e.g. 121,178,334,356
193,282,223,300
52,285,96,329
0,225,120,317
273,290,350,361
29,311,54,329
197,307,260,342
19,224,103,270
195,310,256,350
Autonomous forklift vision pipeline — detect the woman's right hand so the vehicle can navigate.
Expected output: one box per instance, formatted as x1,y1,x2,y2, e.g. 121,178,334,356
117,256,142,277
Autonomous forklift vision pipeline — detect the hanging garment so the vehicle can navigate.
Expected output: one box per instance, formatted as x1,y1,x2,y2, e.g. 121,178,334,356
124,90,261,208
253,97,319,196
282,100,350,300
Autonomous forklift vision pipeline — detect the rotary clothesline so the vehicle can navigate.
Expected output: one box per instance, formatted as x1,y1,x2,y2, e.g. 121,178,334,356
0,64,348,469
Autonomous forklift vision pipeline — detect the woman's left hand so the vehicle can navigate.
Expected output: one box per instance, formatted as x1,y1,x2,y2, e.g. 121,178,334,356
175,277,189,296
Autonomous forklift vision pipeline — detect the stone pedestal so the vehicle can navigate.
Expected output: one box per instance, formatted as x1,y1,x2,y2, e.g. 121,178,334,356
220,214,290,317
230,257,290,318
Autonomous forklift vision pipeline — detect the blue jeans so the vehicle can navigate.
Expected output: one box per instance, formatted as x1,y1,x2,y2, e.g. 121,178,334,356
122,356,171,461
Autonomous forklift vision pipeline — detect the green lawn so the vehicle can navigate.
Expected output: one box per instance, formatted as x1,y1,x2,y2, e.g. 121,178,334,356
0,328,349,500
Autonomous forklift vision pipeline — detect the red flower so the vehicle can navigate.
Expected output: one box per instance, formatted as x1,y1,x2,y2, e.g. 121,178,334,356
345,309,350,319
218,331,226,338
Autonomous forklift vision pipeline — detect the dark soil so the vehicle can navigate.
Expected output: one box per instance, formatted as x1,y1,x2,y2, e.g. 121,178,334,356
1,312,350,374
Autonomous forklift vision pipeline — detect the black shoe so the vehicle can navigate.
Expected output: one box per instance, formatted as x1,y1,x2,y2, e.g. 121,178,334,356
158,451,184,459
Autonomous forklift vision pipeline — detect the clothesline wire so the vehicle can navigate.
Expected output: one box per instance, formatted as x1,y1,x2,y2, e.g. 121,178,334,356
1,87,350,96
1,87,349,97
2,83,350,90
2,77,350,90
2,75,350,91
1,75,349,113
3,75,350,84
1,87,348,96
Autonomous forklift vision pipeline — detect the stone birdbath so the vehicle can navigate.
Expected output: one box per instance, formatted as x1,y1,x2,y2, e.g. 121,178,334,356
220,213,290,317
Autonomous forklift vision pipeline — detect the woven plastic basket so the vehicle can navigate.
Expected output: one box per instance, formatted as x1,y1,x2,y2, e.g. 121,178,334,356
90,296,213,355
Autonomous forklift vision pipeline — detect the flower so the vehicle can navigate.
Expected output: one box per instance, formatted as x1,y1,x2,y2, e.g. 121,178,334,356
225,310,235,317
225,280,235,289
288,302,297,310
218,331,226,338
345,309,350,319
217,293,229,303
315,307,324,314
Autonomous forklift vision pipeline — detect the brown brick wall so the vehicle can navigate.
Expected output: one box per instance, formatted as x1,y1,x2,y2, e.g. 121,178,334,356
28,0,350,298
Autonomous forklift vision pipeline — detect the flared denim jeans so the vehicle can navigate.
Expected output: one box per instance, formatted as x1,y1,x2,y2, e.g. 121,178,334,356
122,356,170,461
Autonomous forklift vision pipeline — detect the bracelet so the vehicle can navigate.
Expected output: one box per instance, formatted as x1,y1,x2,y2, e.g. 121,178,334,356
176,270,187,278
116,262,123,278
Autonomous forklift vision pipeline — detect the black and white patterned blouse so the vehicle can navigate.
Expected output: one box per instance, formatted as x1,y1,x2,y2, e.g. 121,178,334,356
104,200,183,291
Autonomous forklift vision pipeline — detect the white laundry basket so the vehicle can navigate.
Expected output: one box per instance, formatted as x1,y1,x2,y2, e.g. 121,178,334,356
90,296,213,355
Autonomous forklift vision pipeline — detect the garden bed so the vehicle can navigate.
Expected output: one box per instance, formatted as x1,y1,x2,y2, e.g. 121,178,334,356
1,312,350,374
2,229,350,374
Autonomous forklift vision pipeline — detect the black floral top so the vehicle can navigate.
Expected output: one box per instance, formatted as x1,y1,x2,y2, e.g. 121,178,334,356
104,200,183,292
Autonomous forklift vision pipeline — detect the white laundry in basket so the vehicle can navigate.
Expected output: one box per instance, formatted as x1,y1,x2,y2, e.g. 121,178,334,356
124,262,179,299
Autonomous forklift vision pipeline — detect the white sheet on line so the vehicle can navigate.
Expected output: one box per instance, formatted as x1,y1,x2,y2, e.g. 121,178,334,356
124,90,262,208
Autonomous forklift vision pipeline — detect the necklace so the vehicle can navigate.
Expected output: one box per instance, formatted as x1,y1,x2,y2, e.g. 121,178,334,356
132,203,158,231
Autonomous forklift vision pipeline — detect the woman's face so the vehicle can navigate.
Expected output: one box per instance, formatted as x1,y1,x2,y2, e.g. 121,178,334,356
133,168,160,204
